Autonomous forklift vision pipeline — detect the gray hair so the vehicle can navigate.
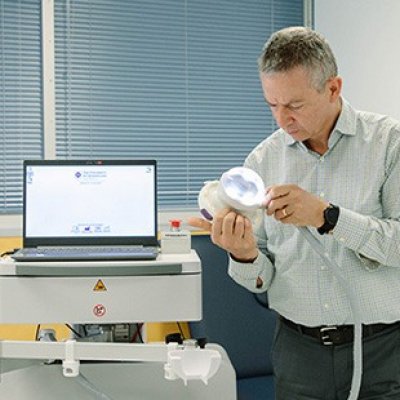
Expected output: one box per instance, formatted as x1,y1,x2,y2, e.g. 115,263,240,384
258,27,338,91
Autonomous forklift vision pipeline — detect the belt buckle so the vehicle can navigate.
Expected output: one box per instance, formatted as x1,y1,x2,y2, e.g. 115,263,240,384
320,326,338,346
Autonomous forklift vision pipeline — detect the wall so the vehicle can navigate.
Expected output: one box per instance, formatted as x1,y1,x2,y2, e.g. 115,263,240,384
314,0,400,120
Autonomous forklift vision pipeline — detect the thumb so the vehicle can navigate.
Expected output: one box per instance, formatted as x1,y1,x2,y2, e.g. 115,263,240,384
187,217,212,232
261,192,272,208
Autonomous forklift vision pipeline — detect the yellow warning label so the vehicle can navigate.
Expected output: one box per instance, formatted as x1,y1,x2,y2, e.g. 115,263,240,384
93,279,107,292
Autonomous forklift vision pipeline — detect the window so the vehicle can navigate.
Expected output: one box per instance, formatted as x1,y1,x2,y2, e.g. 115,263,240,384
0,0,305,227
0,0,43,214
54,0,304,208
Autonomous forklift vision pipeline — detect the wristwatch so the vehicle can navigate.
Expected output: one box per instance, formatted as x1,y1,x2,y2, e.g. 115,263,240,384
317,203,340,235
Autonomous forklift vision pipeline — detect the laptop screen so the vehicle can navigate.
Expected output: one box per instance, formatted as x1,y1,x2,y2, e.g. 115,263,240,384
23,160,158,247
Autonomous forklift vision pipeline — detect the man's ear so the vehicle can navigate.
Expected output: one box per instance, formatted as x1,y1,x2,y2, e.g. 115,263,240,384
328,76,342,102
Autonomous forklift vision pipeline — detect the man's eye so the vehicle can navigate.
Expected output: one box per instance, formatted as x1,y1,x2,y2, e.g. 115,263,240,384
289,105,303,111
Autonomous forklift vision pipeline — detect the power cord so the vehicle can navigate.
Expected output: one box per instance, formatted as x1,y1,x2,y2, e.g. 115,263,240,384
65,323,83,338
35,324,41,341
130,323,144,343
176,322,185,340
0,248,19,258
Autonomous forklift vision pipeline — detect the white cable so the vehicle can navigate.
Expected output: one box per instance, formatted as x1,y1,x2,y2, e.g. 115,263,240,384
299,227,362,399
76,372,114,400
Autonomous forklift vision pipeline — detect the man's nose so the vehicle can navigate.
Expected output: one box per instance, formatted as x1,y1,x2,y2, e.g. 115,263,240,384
274,106,293,127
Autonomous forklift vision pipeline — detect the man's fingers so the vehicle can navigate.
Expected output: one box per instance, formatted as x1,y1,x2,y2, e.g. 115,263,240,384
261,192,272,208
187,217,212,231
267,185,291,200
221,211,240,236
212,208,233,236
266,196,289,215
242,218,253,240
233,214,246,238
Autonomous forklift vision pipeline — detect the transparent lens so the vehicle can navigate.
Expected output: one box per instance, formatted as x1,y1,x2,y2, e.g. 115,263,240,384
219,167,264,211
224,173,259,201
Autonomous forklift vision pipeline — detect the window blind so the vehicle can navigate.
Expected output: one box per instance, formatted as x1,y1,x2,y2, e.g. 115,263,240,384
54,0,304,208
0,0,43,213
0,0,304,214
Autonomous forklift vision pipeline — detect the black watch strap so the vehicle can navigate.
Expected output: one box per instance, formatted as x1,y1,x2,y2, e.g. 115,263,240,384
317,203,340,235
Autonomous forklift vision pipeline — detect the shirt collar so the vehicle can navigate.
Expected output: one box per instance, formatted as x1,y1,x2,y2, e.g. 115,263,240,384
333,97,357,137
283,97,357,147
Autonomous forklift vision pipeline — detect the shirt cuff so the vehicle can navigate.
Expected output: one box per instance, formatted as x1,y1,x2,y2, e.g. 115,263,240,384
228,251,263,281
332,207,370,252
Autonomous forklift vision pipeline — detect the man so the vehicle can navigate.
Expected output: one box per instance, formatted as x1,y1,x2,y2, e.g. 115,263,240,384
189,27,400,399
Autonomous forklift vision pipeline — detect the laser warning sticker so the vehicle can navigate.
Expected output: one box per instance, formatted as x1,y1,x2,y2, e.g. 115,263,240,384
93,279,107,292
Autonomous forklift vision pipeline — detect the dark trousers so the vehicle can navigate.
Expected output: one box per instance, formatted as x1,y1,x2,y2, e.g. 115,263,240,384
272,319,400,400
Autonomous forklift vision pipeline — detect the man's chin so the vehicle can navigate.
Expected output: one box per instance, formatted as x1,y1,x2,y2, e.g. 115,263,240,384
287,131,304,141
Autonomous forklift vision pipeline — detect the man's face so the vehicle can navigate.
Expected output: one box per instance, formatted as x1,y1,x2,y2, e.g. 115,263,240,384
260,66,341,147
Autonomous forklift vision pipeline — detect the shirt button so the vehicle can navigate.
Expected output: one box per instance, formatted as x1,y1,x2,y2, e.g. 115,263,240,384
320,192,325,198
339,237,345,242
320,157,324,162
324,303,330,310
321,265,327,271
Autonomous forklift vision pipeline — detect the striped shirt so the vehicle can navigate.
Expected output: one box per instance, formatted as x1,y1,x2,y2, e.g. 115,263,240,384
228,98,400,326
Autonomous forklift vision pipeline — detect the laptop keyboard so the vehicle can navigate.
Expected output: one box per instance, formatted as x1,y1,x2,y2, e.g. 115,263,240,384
12,246,159,261
36,246,157,255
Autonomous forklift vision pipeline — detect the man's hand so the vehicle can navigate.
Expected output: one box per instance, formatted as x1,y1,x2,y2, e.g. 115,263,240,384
188,208,258,262
266,184,328,228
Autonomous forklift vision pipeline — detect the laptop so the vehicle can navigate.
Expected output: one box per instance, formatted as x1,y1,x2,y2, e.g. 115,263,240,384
12,159,159,262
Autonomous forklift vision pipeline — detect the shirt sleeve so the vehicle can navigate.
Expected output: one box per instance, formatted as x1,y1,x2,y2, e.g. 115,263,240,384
227,205,276,292
332,127,400,269
228,247,275,293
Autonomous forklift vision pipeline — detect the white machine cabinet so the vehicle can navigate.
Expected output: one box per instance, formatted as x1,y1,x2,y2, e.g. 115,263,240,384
0,251,202,323
0,250,237,399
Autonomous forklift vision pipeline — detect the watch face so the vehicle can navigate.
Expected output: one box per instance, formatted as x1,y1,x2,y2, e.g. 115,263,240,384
326,205,339,225
318,204,339,235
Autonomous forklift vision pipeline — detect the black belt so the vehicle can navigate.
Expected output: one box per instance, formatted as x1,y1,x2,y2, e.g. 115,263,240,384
280,316,400,346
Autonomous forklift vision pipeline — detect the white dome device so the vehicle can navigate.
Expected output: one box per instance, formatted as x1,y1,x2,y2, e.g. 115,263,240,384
198,167,265,221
